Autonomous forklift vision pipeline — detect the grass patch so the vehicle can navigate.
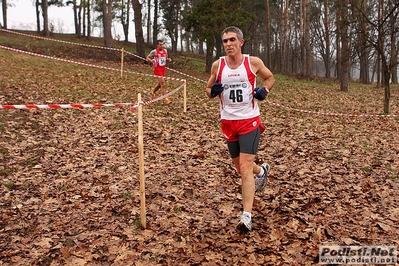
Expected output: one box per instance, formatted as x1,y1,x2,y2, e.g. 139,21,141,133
4,182,15,190
122,192,133,200
361,166,371,173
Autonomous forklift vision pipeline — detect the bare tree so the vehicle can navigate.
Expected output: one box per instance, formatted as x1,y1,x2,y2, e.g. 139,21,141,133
265,0,271,68
120,0,131,42
322,0,332,78
42,0,50,36
2,0,7,29
102,0,113,47
388,1,398,84
353,0,371,83
147,0,151,44
132,0,145,57
352,0,399,113
277,0,289,73
86,0,92,39
302,0,313,77
336,0,350,92
152,0,158,45
67,0,82,37
35,0,41,32
160,0,181,53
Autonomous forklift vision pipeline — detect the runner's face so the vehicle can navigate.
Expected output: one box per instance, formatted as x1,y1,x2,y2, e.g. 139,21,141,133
222,32,243,56
157,42,165,50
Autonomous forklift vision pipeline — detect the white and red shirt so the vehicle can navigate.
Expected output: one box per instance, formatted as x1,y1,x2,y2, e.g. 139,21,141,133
148,48,168,76
216,54,259,120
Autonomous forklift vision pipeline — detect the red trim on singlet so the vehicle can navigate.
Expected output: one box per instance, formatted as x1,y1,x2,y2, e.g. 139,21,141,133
242,56,256,108
217,58,226,83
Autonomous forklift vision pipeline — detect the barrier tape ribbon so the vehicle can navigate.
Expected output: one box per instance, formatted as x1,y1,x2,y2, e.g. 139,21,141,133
0,28,199,82
266,101,397,118
0,103,132,109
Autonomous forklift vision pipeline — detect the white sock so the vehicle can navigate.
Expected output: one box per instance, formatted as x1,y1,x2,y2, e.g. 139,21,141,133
256,166,264,178
243,211,251,218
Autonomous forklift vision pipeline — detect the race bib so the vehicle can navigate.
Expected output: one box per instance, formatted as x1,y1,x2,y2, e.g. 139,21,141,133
158,56,167,66
223,83,251,107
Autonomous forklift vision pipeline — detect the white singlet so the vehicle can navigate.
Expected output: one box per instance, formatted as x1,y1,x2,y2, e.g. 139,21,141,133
216,54,259,120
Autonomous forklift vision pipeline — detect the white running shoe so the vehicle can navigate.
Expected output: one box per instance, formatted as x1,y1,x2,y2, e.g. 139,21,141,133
237,213,252,233
255,163,270,192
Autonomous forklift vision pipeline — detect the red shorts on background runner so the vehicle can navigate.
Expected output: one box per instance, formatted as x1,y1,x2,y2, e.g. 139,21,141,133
221,116,265,142
154,67,166,76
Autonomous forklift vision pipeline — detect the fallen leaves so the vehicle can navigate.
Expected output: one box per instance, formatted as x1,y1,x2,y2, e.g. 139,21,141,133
1,41,399,265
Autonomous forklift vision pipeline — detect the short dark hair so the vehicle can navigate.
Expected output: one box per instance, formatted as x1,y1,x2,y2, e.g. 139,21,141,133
156,40,164,44
221,26,244,40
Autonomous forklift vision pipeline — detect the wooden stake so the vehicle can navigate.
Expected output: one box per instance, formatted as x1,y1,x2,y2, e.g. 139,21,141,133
120,47,124,78
137,93,146,229
183,81,187,112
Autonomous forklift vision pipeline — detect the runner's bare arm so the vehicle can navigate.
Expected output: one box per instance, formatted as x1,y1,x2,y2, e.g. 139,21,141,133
205,60,220,98
250,56,275,91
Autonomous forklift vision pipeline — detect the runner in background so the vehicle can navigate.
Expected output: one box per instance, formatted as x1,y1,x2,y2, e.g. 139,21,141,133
146,40,172,104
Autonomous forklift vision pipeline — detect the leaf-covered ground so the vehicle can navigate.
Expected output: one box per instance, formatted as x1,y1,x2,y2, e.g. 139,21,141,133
1,34,399,265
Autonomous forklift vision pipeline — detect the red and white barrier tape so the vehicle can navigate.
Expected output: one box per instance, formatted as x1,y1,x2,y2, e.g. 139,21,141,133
0,82,181,111
1,28,204,83
266,101,397,118
0,103,133,109
130,82,186,111
0,45,186,83
0,28,121,52
0,46,184,110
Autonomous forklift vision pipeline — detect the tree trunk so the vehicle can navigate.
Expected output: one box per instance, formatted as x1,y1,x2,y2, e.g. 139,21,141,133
198,40,204,55
82,0,86,37
42,0,49,36
378,0,390,113
337,0,349,92
376,54,381,87
77,1,83,37
72,0,80,36
132,0,145,57
121,0,131,43
152,0,158,45
389,2,398,84
383,62,391,114
265,0,271,68
300,0,305,75
356,0,370,84
87,0,91,39
2,0,7,29
279,0,288,74
103,0,113,48
179,7,183,52
323,0,331,78
335,9,340,79
304,0,312,76
36,0,41,33
147,0,151,44
392,40,398,84
184,0,190,52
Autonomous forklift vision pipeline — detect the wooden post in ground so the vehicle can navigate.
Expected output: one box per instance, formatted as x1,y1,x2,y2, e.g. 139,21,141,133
183,81,187,112
137,93,146,229
120,48,124,78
